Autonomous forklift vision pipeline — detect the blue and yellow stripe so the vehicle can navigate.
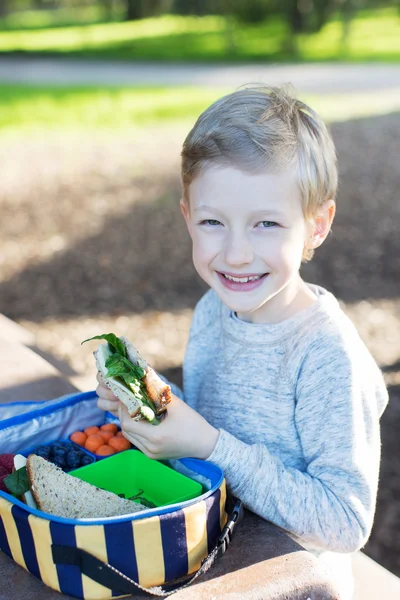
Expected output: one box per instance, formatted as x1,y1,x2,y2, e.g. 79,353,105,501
0,478,226,600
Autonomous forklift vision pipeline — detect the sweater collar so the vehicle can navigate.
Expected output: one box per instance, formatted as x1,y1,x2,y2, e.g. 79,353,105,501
220,284,339,345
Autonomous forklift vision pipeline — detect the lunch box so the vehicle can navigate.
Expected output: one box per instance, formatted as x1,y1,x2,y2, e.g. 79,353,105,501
0,391,242,599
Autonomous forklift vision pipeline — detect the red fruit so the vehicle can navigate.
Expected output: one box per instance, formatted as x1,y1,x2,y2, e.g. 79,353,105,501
0,454,15,474
0,467,12,493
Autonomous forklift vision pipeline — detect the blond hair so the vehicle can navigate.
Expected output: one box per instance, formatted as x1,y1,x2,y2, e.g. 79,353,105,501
181,85,338,260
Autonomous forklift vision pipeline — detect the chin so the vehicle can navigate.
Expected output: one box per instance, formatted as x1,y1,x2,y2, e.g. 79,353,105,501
217,291,266,315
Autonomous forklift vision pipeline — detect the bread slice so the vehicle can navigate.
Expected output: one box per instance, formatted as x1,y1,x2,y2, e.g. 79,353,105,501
26,455,146,519
94,337,171,419
120,336,147,370
120,336,172,415
94,342,142,418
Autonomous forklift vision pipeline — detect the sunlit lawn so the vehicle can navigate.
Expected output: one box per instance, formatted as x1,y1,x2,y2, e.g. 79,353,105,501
0,5,105,30
297,8,400,61
0,85,225,133
0,8,398,62
1,84,400,138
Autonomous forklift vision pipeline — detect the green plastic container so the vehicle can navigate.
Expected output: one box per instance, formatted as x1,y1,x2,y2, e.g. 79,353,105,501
70,450,202,508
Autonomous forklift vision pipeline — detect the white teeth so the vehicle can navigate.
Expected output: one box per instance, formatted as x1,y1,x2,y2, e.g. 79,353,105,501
224,274,263,283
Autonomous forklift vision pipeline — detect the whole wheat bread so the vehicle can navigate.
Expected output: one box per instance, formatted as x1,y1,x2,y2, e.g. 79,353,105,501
26,454,146,519
94,337,171,418
94,340,143,418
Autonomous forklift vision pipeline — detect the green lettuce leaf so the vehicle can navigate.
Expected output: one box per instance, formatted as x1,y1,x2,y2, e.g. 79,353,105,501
81,333,127,358
118,490,157,508
4,467,30,498
105,354,159,420
128,489,157,508
82,332,161,426
105,353,146,383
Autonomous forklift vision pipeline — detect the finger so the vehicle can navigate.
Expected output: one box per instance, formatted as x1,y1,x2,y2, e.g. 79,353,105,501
95,383,119,402
121,428,148,447
104,409,118,419
117,402,151,428
123,436,149,456
117,404,154,438
119,421,151,452
118,402,139,429
97,397,118,411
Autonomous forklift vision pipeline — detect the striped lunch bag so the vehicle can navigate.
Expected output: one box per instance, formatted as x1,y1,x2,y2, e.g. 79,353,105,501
0,391,243,599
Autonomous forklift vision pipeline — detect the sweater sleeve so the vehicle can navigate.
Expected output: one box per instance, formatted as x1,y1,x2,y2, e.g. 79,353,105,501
207,332,388,553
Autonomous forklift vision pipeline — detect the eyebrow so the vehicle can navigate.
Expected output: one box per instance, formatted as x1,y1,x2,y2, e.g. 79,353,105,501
194,205,286,219
194,205,217,212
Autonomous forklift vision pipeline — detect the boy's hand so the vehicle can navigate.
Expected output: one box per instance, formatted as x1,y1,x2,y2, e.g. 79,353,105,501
96,372,119,417
118,393,220,461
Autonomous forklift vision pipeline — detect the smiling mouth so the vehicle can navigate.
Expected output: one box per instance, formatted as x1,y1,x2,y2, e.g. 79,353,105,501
220,273,268,283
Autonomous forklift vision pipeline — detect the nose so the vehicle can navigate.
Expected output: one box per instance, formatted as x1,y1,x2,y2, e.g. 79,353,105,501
224,230,254,267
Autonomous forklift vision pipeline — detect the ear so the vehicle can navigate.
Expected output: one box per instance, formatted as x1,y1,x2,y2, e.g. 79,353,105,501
180,198,193,238
306,200,336,250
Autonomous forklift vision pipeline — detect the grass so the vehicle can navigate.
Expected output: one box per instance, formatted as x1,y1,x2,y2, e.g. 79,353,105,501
0,84,399,138
0,8,399,62
0,6,107,30
0,85,225,133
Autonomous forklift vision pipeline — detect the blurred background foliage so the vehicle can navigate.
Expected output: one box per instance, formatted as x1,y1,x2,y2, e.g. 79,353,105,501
0,0,398,62
0,0,399,136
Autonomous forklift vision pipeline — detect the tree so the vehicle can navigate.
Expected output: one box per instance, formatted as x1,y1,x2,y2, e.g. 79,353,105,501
339,0,357,54
124,0,173,21
313,0,334,32
0,0,8,18
275,0,338,55
99,0,115,21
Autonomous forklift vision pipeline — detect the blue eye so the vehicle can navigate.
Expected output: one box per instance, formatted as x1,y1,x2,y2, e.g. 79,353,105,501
199,219,221,226
258,220,277,228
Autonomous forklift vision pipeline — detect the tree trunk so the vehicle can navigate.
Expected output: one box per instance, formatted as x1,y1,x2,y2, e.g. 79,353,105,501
313,0,333,33
225,13,237,55
340,0,355,54
100,0,114,21
0,0,8,18
289,0,303,34
125,0,171,21
125,0,145,21
282,0,302,57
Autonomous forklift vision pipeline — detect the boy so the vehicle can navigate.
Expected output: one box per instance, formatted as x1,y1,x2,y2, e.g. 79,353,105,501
96,86,388,599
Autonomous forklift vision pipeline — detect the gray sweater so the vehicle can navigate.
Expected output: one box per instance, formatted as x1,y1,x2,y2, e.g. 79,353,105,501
174,284,388,598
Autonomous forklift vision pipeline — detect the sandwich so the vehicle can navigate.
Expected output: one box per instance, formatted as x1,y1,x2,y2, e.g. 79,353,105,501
82,333,171,425
25,454,147,519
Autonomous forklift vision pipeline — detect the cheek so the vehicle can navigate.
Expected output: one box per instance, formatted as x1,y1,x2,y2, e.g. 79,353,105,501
279,233,307,269
191,232,221,265
257,233,303,269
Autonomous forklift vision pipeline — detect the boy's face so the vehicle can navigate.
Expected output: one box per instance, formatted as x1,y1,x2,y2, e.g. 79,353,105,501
181,165,319,324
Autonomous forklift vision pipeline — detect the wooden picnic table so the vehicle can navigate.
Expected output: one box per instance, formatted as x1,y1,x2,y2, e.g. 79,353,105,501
1,314,399,600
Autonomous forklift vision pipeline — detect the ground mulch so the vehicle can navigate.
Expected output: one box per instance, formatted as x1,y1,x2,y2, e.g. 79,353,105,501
0,113,399,575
